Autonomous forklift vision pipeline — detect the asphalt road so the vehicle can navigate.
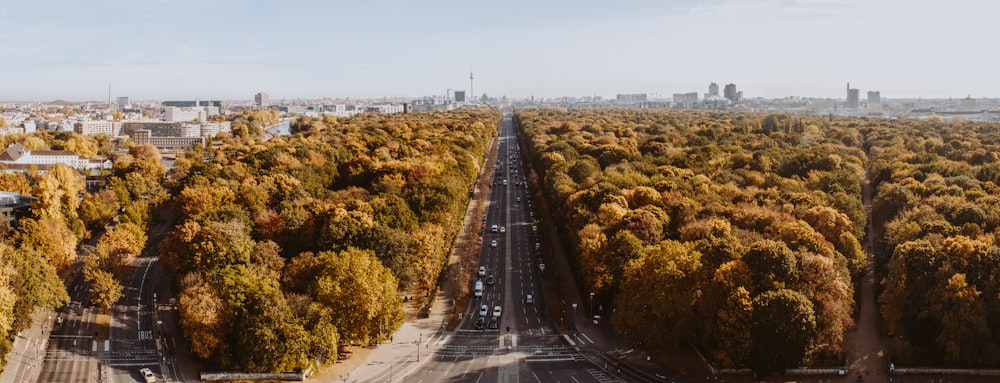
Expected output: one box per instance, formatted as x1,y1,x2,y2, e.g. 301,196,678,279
401,113,614,383
37,209,197,383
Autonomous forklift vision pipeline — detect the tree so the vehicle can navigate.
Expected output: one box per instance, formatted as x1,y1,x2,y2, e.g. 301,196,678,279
750,289,818,373
293,248,403,345
933,273,988,365
80,190,121,229
613,240,702,347
178,277,228,359
31,163,86,236
0,173,31,195
11,218,78,270
86,269,124,310
742,240,798,294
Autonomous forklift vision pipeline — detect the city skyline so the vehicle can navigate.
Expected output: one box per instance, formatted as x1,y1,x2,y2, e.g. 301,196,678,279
2,0,999,101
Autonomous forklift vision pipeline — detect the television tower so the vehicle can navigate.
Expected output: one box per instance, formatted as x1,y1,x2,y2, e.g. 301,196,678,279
469,71,474,104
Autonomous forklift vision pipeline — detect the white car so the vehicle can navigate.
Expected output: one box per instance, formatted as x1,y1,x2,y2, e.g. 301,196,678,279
493,305,502,317
499,226,506,233
491,240,497,248
480,304,489,317
140,368,156,383
526,294,534,304
478,266,486,277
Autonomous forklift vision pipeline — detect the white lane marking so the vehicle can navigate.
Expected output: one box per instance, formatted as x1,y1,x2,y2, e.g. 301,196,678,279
563,334,576,346
532,371,543,383
580,332,595,344
571,376,581,383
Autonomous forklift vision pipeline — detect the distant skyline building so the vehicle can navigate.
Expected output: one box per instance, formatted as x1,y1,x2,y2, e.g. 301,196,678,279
116,97,131,111
254,92,270,107
673,92,699,103
454,90,467,103
616,93,647,105
867,91,881,104
723,83,739,103
708,82,720,99
846,83,860,108
163,100,222,108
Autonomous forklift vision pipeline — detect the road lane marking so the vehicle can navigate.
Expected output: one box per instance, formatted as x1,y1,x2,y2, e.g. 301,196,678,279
562,334,576,346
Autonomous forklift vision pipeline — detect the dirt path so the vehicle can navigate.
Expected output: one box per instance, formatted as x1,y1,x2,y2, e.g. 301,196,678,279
839,176,888,382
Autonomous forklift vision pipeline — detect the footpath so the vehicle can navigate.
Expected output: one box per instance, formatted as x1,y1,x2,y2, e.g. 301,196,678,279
0,310,52,383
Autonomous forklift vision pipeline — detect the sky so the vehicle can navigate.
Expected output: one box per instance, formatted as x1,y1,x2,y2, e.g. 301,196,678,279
2,0,999,101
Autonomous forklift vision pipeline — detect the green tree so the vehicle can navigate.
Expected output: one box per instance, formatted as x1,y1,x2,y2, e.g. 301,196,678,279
742,240,798,293
750,289,818,373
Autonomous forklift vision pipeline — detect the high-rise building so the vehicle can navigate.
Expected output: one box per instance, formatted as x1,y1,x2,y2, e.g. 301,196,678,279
723,83,738,103
867,91,881,104
255,92,270,107
454,90,467,103
708,82,720,97
116,97,131,111
846,83,860,108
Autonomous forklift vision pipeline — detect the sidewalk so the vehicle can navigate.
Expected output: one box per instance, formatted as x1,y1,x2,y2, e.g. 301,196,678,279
0,309,52,383
341,289,454,383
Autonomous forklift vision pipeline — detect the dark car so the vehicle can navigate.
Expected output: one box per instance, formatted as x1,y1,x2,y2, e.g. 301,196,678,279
486,275,495,285
488,317,499,329
474,317,485,330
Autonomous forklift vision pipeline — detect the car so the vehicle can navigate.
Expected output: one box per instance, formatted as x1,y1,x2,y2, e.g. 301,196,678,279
140,368,156,383
493,305,502,317
480,304,488,317
539,263,546,272
474,317,485,330
478,266,486,277
488,317,499,329
486,275,495,285
526,294,534,304
491,240,497,248
516,197,520,202
502,179,508,186
491,224,498,233
499,226,506,233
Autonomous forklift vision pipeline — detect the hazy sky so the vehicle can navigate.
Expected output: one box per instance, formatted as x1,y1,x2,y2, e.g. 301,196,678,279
2,0,998,101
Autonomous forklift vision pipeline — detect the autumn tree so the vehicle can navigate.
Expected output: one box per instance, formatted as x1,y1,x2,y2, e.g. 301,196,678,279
750,289,818,373
613,240,702,347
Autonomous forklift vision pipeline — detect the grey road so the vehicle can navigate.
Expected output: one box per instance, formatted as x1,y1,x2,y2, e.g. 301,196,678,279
401,113,614,383
38,209,197,383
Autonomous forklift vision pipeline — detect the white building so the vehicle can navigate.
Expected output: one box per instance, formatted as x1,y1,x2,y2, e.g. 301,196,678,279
74,120,122,136
0,143,111,175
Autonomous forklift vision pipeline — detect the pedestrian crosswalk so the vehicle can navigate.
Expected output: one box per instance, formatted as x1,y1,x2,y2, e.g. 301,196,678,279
585,368,617,383
433,344,584,362
45,349,158,363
